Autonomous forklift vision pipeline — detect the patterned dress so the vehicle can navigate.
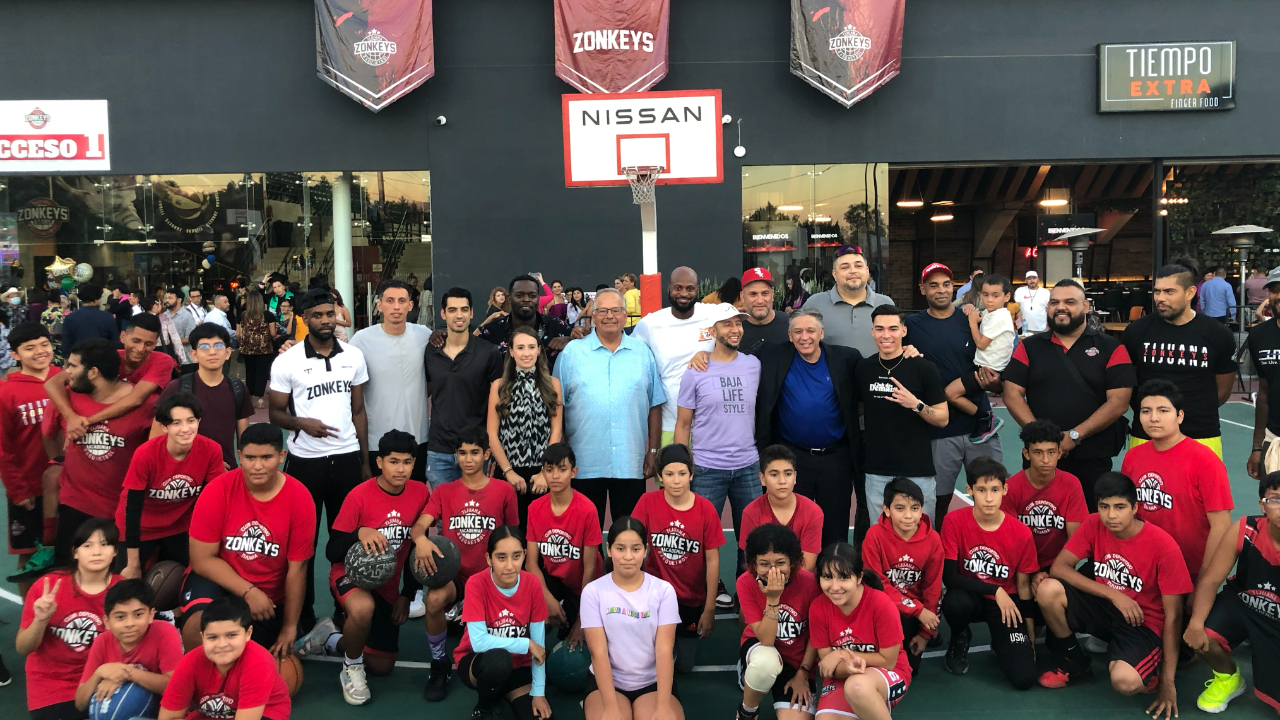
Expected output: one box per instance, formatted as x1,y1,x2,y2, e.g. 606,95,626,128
498,369,553,469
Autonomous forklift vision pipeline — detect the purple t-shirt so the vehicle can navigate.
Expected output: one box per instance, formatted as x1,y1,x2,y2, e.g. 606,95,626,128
676,354,761,470
579,572,679,691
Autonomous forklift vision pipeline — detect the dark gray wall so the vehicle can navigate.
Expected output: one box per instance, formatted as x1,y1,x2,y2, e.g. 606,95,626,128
4,0,1279,296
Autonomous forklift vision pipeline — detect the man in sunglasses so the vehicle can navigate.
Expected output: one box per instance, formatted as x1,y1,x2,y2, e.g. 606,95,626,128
155,323,252,469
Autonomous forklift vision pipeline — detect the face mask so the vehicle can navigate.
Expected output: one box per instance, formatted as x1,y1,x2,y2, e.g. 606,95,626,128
7,297,18,305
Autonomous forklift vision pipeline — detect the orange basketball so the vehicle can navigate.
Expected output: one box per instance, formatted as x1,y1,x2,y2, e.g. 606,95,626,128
278,655,303,697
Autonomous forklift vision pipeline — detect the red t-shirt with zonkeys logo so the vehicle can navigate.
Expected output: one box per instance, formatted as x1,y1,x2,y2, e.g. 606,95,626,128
1001,469,1088,570
329,477,431,605
940,507,1039,596
808,586,912,685
45,390,153,518
454,570,549,667
526,491,603,592
187,470,316,605
631,490,727,607
423,477,518,581
20,570,123,709
737,568,820,667
160,642,290,720
115,435,225,541
1063,514,1193,636
79,620,184,684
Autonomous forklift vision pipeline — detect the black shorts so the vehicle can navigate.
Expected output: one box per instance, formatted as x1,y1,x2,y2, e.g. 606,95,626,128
135,532,190,567
542,571,582,631
178,571,284,648
457,652,534,695
8,496,42,554
1204,588,1280,707
676,603,703,639
960,370,984,395
29,700,85,720
584,672,680,704
332,573,402,657
738,638,815,711
1063,582,1163,686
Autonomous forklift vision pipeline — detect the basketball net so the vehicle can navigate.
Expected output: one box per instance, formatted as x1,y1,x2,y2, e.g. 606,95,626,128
622,165,663,205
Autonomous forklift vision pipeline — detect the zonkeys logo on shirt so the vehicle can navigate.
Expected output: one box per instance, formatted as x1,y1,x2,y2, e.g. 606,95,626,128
224,521,281,561
76,423,126,460
537,528,581,564
377,510,412,552
773,603,807,642
1134,473,1174,512
833,626,877,653
449,500,497,545
1140,341,1210,369
962,545,1010,580
1019,500,1066,535
50,610,103,652
887,554,922,591
198,693,236,719
651,520,700,565
149,474,202,503
1240,582,1280,621
304,379,353,401
487,608,528,639
1094,553,1143,593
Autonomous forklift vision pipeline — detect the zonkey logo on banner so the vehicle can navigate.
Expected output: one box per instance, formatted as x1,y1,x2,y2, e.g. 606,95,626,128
0,100,110,173
315,0,434,112
554,0,670,93
790,0,905,109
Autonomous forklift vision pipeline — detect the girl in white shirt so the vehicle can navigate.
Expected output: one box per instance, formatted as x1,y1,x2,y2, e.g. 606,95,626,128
580,516,685,720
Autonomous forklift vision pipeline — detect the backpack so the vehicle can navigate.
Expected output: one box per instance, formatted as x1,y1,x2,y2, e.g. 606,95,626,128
179,372,247,412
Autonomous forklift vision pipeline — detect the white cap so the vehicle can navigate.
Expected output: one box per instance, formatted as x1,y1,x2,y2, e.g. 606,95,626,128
1,287,19,298
707,302,749,324
1025,270,1039,278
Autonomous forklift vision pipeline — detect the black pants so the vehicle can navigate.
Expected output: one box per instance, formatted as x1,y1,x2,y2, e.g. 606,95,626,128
511,465,547,535
1056,455,1114,512
242,353,274,397
457,650,538,720
577,477,647,527
785,441,857,548
942,586,1036,690
901,615,923,676
284,449,364,628
54,504,103,567
30,701,85,720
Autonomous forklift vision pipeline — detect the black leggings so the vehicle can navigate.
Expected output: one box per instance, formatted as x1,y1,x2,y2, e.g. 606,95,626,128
942,586,1036,690
242,353,274,397
458,650,539,720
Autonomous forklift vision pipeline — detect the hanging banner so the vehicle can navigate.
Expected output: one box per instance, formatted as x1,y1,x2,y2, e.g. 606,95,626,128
315,0,434,112
554,0,670,94
791,0,905,108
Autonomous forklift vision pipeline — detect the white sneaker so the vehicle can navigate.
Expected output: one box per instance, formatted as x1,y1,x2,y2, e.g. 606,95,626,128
295,617,339,657
409,589,426,619
1081,634,1109,654
445,599,464,623
156,610,176,625
340,662,371,705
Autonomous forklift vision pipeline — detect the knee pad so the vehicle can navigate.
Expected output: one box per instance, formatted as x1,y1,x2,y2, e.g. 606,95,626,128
473,648,513,691
674,635,698,674
508,693,537,720
743,644,784,693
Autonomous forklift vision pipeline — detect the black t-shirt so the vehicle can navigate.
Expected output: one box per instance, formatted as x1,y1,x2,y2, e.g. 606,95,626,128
423,335,504,453
158,376,254,467
741,312,790,355
1121,312,1237,439
1248,319,1280,434
904,309,988,439
855,354,946,477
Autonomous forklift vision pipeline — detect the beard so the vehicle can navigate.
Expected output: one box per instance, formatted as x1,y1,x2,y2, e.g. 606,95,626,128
1156,303,1187,321
669,293,696,313
1050,311,1086,333
719,337,740,352
310,326,335,342
70,374,94,394
512,304,537,321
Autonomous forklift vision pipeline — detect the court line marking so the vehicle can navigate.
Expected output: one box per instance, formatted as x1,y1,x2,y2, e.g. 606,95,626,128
1220,418,1253,429
0,587,21,605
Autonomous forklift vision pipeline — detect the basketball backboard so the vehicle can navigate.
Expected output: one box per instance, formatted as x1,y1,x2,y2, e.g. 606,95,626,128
562,89,723,187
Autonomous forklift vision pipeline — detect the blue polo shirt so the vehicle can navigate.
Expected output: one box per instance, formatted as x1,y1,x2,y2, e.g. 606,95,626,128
777,350,845,449
905,308,988,439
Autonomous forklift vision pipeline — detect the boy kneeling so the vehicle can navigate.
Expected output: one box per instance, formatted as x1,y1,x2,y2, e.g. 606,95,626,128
1038,472,1192,720
77,579,184,713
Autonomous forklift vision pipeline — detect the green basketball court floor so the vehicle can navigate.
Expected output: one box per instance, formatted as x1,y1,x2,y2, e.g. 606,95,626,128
1,402,1275,719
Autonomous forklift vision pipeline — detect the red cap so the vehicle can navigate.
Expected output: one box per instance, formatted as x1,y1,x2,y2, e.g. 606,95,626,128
921,262,953,283
741,267,774,287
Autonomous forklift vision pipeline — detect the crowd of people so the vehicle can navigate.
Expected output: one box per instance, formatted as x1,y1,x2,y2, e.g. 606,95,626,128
1,247,1279,720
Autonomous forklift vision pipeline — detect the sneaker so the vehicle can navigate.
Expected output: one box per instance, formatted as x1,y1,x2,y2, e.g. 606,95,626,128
340,662,372,705
0,655,11,687
970,414,1004,444
469,699,497,720
423,659,452,702
156,610,177,625
1038,661,1095,689
736,703,760,720
716,579,734,610
942,627,971,675
1197,670,1246,713
1081,634,1109,654
409,589,426,619
294,616,339,657
445,599,464,623
6,543,55,583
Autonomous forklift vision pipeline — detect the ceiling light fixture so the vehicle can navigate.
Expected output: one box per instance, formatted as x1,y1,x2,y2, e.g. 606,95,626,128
777,205,804,211
931,212,954,222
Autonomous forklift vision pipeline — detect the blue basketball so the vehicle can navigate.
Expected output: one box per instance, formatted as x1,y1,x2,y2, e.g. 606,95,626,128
546,641,591,692
89,681,160,720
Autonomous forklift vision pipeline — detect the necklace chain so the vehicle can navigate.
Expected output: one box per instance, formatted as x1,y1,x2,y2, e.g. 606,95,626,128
878,354,904,374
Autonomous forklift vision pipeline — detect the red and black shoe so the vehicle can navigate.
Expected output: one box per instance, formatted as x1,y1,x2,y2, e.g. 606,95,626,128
1039,660,1095,689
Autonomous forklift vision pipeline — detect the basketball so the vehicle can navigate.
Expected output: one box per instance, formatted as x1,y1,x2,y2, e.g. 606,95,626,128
344,541,398,589
411,535,461,589
143,561,186,612
89,682,160,720
279,654,304,697
546,641,591,692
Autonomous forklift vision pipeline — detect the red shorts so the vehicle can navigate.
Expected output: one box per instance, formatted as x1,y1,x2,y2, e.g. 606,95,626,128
816,667,908,718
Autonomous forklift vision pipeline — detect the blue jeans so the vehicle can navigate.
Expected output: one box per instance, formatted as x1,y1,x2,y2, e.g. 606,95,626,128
692,462,761,572
425,451,461,490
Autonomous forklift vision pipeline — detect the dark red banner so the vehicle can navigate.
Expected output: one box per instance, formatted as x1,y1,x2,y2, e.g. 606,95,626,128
315,0,434,112
554,0,670,93
791,0,905,108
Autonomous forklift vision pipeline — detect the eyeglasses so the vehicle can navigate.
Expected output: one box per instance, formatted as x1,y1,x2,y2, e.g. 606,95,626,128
1262,497,1280,507
594,307,626,316
196,342,227,351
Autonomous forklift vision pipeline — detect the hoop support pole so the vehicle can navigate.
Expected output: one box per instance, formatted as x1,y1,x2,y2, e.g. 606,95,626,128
640,199,661,317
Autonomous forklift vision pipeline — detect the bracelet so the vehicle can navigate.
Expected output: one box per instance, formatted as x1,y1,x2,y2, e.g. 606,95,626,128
1253,447,1264,453
242,585,255,599
799,665,814,676
502,466,513,475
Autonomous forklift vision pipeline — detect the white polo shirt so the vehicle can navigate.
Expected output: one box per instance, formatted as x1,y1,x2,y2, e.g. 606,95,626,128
269,337,369,458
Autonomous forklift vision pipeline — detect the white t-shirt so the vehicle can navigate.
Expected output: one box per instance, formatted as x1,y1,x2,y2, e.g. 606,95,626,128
350,323,433,445
579,572,680,691
1014,286,1050,334
630,304,717,431
269,338,370,458
975,307,1016,371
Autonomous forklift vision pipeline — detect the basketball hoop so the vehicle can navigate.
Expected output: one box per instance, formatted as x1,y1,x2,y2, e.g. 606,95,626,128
622,166,663,205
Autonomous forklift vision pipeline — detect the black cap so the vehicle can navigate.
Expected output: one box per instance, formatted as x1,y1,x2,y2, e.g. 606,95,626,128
297,287,336,312
656,444,694,476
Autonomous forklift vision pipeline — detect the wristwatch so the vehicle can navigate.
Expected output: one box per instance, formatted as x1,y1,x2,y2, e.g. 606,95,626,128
1068,429,1081,441
913,401,925,413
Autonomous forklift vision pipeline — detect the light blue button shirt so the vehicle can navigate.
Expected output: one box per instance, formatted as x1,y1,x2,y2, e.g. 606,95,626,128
1198,276,1237,319
553,332,666,479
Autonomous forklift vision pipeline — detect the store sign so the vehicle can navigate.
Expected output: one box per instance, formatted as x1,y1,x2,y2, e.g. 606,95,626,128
1098,41,1235,113
0,100,109,173
744,221,800,252
18,198,69,238
1037,213,1097,245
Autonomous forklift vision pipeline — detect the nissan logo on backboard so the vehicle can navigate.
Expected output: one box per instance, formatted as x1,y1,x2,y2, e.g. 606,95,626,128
1098,41,1235,113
